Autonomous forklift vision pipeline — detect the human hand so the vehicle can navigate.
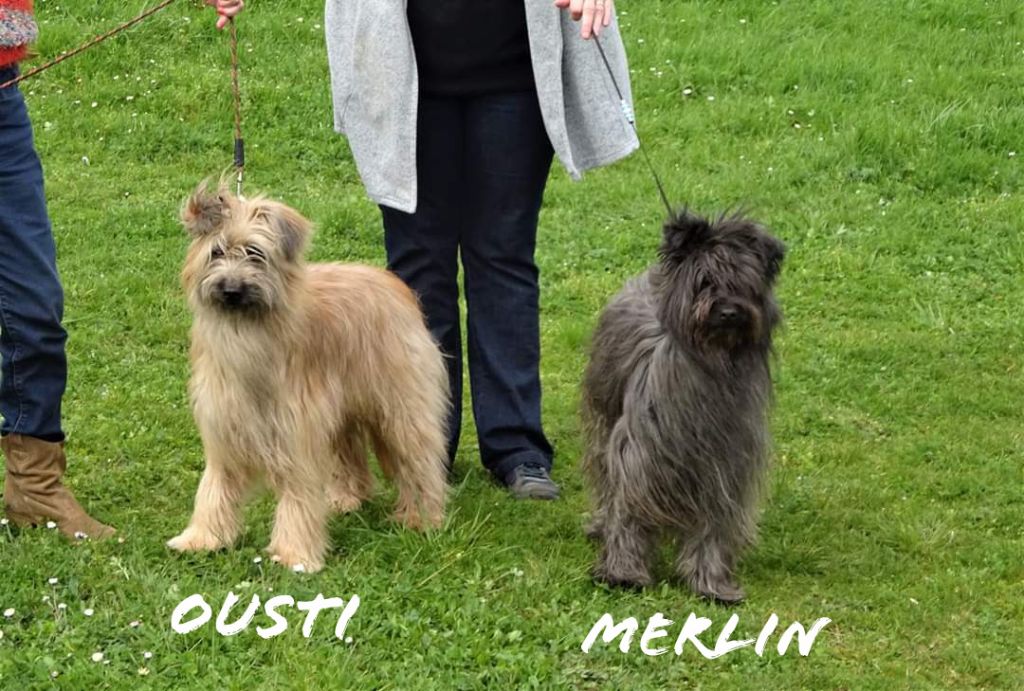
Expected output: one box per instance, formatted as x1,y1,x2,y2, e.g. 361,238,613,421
554,0,614,40
207,0,244,31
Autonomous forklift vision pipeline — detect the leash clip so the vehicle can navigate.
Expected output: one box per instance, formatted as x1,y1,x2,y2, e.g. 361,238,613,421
619,98,636,126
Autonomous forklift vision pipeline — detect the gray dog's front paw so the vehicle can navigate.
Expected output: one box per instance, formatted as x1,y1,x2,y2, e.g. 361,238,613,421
592,558,653,590
688,575,746,604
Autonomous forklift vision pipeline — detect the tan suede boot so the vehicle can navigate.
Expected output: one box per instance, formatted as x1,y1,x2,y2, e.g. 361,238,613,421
2,434,115,540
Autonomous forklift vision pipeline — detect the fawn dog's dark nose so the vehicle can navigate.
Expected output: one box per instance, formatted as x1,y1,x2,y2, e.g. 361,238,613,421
216,279,246,307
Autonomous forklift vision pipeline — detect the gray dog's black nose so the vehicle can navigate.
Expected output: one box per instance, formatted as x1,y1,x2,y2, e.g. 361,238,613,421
718,307,739,322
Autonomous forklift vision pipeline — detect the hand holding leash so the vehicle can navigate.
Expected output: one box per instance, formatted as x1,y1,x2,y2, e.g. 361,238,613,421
207,0,245,30
554,0,614,39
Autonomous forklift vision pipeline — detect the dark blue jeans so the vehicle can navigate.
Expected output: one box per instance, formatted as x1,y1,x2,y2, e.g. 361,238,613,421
0,66,67,442
381,91,554,481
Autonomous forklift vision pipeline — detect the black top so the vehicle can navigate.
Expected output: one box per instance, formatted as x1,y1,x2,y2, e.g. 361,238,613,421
407,0,535,96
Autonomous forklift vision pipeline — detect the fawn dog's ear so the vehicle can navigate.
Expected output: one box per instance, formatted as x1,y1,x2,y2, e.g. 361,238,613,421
257,200,313,262
181,181,230,238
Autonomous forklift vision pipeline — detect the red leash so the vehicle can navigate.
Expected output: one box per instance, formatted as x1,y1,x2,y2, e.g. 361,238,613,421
0,0,180,90
1,1,246,193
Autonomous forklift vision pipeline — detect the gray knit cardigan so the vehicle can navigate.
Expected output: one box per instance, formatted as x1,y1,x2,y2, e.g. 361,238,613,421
324,0,638,213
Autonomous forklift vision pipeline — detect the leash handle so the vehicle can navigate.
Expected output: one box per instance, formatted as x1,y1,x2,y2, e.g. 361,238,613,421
593,35,675,219
0,0,179,90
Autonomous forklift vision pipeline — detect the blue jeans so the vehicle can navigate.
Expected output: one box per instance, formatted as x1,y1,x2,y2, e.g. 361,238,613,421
381,91,555,481
0,66,67,442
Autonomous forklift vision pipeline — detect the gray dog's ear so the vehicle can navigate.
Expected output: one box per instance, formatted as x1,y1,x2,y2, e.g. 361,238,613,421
260,202,313,262
181,181,229,238
761,235,786,282
660,210,711,262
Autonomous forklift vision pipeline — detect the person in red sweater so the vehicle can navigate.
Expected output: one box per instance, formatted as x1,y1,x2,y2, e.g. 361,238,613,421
0,0,243,539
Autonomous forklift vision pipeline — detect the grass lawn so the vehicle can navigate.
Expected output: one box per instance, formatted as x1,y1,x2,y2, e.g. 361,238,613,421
2,0,1022,688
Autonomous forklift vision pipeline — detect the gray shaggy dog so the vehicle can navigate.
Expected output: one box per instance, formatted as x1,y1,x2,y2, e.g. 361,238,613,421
582,211,785,603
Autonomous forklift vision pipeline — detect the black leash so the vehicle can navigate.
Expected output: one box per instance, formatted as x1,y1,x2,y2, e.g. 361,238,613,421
593,34,675,218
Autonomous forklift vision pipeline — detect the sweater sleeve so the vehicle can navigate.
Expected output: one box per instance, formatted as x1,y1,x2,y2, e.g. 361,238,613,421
0,0,38,69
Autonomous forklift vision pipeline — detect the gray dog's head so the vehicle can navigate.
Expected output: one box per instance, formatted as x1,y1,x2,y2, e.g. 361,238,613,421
655,211,784,356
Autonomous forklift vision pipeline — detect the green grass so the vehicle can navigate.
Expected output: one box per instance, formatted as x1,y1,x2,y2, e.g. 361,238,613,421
2,0,1022,688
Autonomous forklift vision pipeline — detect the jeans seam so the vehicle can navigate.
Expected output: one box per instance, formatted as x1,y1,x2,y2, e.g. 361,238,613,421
0,283,27,434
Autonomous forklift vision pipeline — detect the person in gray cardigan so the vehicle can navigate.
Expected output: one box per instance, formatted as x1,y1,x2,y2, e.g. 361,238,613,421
324,0,637,499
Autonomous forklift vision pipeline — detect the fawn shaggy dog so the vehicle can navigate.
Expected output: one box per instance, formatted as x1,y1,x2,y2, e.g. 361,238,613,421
167,183,449,572
582,211,785,602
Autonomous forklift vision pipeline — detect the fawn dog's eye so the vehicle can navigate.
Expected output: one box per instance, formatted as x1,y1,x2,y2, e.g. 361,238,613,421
210,246,225,260
244,245,267,263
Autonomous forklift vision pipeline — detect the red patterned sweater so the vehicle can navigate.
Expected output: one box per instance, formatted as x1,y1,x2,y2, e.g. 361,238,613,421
0,0,36,68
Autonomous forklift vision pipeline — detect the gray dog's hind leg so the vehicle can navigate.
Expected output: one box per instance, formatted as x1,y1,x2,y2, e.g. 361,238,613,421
590,424,657,588
593,505,656,589
584,507,606,542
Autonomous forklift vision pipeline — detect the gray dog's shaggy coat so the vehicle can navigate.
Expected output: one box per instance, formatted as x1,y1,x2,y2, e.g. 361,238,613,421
582,211,785,602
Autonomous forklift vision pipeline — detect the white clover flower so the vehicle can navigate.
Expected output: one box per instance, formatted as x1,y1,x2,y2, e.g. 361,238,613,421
91,652,104,663
84,608,94,617
74,531,88,540
129,620,141,628
46,521,57,529
50,670,58,678
138,667,150,676
143,651,153,660
252,556,262,564
57,603,67,610
292,563,306,573
3,608,14,618
0,518,8,526
48,578,58,585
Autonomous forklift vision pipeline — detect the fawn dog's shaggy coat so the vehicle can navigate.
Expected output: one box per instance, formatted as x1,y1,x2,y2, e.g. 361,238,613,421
167,184,449,572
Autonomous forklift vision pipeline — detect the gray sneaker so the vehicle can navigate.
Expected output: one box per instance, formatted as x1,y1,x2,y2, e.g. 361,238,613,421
505,464,560,500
